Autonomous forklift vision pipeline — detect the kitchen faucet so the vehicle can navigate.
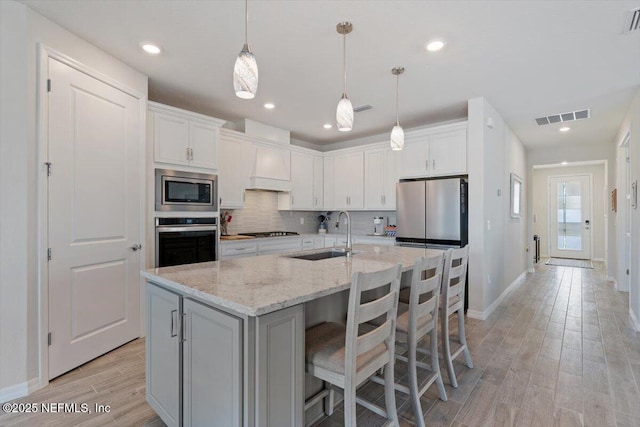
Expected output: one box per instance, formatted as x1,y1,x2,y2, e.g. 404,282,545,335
335,211,352,257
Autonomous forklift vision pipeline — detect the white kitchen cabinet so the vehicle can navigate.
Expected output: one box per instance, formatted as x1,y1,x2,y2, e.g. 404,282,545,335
399,125,467,179
323,156,335,210
278,151,313,210
150,102,223,170
364,148,398,210
257,237,302,255
146,283,181,427
313,156,324,209
218,130,253,209
183,298,242,427
220,240,258,259
301,236,324,249
324,235,349,249
333,152,364,209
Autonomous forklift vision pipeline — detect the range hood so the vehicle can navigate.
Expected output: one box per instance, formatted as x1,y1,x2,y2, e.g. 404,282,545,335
247,140,292,192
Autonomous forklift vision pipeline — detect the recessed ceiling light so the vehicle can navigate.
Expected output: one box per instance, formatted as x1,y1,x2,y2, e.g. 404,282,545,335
141,43,161,55
561,161,568,165
323,124,332,129
559,127,570,132
425,39,446,52
264,103,275,109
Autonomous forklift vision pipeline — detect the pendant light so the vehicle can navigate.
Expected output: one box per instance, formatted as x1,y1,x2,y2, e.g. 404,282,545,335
390,67,405,150
234,0,258,99
336,22,353,132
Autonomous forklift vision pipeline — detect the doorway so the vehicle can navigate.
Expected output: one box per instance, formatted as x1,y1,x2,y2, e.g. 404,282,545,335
41,50,144,380
548,174,592,260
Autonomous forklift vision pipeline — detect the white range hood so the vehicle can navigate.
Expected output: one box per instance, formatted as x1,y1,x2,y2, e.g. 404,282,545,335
224,119,292,192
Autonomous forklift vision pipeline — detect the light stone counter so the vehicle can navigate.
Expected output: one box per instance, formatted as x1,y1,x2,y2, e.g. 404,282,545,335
141,244,441,317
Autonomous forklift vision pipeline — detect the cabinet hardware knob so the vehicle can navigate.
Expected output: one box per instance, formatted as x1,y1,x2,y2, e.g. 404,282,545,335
130,244,142,251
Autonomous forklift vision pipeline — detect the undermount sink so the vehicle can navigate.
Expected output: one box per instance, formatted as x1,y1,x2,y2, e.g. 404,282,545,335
288,249,355,261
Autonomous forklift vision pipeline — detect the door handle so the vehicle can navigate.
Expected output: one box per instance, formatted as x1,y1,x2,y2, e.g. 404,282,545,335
130,244,142,251
170,310,178,337
585,219,590,230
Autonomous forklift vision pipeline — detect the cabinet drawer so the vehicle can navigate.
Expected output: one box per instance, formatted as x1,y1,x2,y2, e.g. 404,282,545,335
220,242,258,259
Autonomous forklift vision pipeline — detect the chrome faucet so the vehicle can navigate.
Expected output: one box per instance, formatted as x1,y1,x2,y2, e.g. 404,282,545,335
335,211,352,257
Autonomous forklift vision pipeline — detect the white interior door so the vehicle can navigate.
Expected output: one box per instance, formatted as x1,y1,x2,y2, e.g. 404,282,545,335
549,175,592,260
48,57,141,379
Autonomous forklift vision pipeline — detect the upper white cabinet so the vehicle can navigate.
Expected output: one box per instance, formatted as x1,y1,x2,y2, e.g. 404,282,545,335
364,147,398,210
323,156,335,210
279,150,323,210
399,124,467,179
149,102,224,170
333,152,364,209
219,129,254,209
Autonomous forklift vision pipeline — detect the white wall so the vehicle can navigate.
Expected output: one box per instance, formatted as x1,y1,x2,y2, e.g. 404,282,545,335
615,89,640,330
532,164,607,260
0,0,30,398
527,142,615,277
467,98,528,318
0,0,147,399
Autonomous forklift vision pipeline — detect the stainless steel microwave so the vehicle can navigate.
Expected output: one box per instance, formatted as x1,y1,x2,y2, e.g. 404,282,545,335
155,169,218,212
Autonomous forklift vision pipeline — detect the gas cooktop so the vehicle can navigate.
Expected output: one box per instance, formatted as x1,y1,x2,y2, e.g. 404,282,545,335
238,231,299,238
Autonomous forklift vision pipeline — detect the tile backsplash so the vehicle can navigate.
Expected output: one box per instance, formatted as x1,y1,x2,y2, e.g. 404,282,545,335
223,190,396,236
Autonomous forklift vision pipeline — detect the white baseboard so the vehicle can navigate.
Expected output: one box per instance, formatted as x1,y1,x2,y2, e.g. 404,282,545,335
0,378,40,404
467,271,528,320
630,308,640,332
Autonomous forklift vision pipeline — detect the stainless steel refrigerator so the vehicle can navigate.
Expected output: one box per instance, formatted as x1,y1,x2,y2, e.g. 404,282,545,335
395,176,468,249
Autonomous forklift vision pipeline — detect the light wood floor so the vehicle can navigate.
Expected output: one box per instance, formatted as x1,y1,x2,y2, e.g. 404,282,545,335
2,261,639,427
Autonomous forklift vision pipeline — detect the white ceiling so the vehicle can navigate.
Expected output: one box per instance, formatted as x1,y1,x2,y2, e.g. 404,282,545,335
21,0,640,149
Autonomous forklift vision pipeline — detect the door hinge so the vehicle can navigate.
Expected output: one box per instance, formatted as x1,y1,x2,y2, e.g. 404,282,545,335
47,79,51,92
47,332,52,346
45,162,52,176
627,269,630,275
47,248,52,261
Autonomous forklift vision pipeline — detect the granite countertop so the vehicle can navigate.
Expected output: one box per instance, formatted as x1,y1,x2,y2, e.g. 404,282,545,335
141,245,441,317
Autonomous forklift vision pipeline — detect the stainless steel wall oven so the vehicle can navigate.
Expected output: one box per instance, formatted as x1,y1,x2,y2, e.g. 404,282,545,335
155,217,218,267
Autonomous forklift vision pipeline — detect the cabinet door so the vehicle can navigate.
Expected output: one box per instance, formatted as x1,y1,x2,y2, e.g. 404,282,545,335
290,152,314,209
364,149,385,209
333,152,364,209
383,148,399,209
183,299,242,427
154,112,190,166
313,156,324,209
323,157,335,210
189,121,219,170
219,137,251,208
429,129,467,176
399,137,430,178
146,283,181,427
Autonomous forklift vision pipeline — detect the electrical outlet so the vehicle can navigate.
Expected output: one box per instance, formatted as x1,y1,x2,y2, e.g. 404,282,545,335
300,217,304,225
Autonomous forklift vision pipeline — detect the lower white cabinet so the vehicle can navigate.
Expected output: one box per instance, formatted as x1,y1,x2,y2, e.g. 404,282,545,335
258,237,302,255
183,299,242,427
146,283,181,427
146,282,304,427
220,241,258,259
146,283,242,427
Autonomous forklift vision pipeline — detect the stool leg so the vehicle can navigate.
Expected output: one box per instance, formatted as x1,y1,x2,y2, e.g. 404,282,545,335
344,386,357,427
383,363,400,426
457,308,474,369
430,327,447,401
441,309,458,388
408,334,425,427
323,385,335,416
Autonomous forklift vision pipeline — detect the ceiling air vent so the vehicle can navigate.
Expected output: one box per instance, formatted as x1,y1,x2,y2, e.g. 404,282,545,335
353,104,373,113
624,8,640,33
535,109,590,126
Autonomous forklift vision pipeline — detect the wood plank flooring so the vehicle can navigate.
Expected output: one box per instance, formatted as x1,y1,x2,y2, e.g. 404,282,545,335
1,261,638,426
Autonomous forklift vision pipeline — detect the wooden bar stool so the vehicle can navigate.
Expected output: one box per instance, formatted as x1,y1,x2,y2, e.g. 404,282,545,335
373,254,447,427
305,264,402,427
440,245,473,388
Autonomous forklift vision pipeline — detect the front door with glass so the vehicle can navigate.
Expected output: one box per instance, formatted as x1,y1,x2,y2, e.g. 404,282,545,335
549,175,592,260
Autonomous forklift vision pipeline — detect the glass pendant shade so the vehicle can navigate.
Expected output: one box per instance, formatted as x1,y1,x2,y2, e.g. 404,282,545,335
390,125,404,150
336,94,354,132
234,44,258,99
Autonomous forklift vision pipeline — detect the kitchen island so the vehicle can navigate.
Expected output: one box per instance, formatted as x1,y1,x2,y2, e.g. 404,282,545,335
141,244,441,427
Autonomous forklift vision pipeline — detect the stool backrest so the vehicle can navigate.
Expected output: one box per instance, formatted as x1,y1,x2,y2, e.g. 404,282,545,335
442,245,470,311
408,253,444,336
345,264,402,379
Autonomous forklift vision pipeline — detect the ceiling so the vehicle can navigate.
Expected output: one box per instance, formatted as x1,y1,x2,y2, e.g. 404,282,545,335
21,0,640,149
